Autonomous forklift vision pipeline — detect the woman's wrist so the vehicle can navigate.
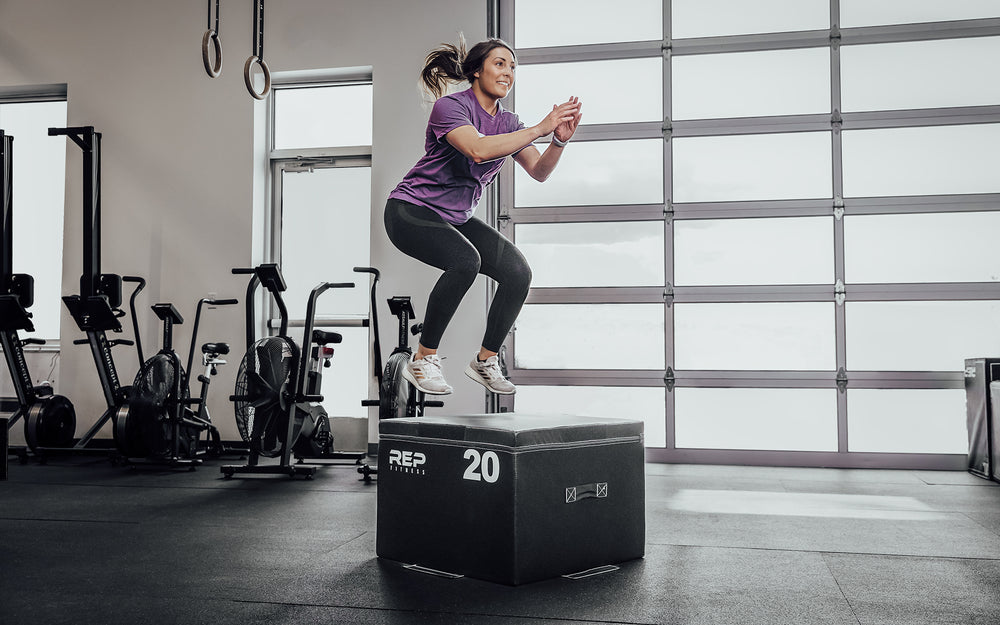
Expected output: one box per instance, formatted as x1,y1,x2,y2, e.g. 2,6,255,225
551,134,569,148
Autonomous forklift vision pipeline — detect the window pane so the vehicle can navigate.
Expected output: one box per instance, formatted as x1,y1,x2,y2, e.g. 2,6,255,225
514,0,661,48
845,212,1000,284
673,132,831,202
675,388,838,451
515,221,664,287
515,386,666,447
280,167,371,317
842,125,1000,197
314,326,370,421
672,48,830,120
273,85,372,149
847,389,967,454
0,101,67,339
515,304,664,369
675,303,836,370
674,217,833,286
842,38,1000,113
841,0,1000,28
515,139,663,207
515,58,662,126
846,301,1000,371
672,0,828,38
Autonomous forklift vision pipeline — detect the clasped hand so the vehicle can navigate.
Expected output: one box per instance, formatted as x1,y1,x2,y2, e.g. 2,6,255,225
540,96,583,143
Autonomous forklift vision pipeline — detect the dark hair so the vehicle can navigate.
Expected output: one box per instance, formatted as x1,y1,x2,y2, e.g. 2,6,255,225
420,34,516,100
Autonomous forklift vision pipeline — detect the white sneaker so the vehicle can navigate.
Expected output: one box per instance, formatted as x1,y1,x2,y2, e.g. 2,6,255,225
402,353,453,395
465,354,516,395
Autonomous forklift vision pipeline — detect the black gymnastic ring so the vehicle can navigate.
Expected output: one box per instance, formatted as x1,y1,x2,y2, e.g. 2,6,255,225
243,55,271,100
202,29,223,78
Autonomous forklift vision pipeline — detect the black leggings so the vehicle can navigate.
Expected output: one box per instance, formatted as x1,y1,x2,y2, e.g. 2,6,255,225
384,198,531,352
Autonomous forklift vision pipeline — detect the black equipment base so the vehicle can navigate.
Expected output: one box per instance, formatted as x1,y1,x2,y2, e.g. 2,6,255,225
220,462,320,479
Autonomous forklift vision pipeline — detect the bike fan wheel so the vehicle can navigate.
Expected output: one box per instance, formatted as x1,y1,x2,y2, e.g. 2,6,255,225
380,351,414,420
24,395,76,451
233,336,297,458
129,353,188,459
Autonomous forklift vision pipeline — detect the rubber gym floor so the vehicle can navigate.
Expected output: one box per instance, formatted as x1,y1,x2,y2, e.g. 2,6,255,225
3,454,1000,625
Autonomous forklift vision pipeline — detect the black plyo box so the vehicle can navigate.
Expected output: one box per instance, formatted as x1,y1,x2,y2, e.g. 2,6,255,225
376,413,645,585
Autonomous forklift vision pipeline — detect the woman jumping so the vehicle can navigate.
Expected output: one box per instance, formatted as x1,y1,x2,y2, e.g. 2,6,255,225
385,36,582,396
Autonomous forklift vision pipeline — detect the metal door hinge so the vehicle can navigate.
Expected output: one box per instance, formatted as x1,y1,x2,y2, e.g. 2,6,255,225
664,367,675,392
833,198,845,220
835,279,846,306
836,367,848,393
664,283,674,307
662,116,672,141
831,110,843,132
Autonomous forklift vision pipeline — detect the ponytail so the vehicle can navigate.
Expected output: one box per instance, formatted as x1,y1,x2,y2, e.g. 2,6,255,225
420,35,468,101
419,34,516,101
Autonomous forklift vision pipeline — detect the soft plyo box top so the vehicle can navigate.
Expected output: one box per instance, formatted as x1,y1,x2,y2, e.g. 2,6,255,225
378,413,644,449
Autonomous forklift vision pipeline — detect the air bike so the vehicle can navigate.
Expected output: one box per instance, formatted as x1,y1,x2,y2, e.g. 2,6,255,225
113,296,238,469
354,267,444,479
222,263,356,479
1,131,76,461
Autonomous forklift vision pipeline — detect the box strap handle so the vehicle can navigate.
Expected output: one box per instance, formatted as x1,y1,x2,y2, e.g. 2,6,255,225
565,482,608,503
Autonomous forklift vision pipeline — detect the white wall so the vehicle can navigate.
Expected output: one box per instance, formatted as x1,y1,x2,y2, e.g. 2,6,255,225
0,0,492,446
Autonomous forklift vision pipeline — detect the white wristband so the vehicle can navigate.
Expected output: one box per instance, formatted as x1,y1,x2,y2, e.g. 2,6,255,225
551,135,569,148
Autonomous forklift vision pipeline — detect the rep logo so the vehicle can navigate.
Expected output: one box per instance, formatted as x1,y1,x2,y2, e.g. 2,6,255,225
388,449,427,475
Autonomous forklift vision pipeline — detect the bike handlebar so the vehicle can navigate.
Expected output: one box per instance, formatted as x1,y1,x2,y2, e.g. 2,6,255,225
353,266,380,280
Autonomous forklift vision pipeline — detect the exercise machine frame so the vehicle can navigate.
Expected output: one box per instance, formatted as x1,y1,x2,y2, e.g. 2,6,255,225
222,263,353,479
37,126,145,459
114,296,237,469
1,130,77,460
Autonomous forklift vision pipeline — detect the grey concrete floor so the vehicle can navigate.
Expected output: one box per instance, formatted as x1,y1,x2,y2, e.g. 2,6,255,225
2,453,1000,624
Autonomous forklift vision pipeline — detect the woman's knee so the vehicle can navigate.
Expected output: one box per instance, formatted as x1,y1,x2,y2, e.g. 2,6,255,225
446,249,482,284
503,257,532,296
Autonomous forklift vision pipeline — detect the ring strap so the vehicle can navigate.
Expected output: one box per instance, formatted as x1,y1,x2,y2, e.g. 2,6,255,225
245,0,269,99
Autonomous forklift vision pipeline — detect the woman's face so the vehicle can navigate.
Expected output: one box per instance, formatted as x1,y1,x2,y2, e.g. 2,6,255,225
475,46,516,100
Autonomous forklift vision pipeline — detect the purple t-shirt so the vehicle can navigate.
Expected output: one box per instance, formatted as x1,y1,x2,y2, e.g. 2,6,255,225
389,88,527,225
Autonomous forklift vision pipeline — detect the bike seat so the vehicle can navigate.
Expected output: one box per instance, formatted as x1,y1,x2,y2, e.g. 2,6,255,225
312,330,342,345
202,342,230,355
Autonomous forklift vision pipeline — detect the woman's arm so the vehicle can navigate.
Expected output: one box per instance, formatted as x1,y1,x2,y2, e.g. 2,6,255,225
445,99,581,165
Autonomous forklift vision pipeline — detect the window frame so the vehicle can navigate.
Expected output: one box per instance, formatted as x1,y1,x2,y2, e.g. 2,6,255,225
266,71,374,332
0,84,68,343
498,0,1000,469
